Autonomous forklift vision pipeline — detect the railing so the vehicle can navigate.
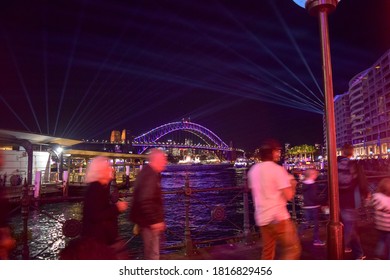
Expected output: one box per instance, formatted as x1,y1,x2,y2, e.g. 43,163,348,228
7,173,389,259
118,175,254,258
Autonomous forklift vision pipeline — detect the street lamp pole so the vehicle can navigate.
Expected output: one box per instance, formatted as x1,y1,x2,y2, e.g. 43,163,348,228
293,0,343,259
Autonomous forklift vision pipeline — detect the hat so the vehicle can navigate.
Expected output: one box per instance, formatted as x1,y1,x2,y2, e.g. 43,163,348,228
260,139,282,151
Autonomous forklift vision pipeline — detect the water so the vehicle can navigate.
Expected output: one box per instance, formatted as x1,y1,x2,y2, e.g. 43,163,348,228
9,164,249,259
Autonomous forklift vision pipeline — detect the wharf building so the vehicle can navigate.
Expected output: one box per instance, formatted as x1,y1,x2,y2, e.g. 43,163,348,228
335,49,390,158
0,129,146,188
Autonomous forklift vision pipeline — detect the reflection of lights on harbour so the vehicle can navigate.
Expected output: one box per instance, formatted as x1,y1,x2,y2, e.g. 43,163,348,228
10,202,84,259
28,210,66,259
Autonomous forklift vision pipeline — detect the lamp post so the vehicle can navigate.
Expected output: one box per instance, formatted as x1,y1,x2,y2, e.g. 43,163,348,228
292,0,343,259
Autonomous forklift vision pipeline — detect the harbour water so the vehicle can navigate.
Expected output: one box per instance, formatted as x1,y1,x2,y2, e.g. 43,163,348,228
8,164,250,260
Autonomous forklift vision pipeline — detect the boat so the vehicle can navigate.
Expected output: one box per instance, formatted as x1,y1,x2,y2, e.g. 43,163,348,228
177,155,202,165
233,157,251,168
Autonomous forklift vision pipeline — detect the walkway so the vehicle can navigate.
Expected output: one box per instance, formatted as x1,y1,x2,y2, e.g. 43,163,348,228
160,221,381,260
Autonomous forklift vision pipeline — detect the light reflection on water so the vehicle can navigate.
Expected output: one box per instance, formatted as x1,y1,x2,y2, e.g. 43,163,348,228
9,165,248,259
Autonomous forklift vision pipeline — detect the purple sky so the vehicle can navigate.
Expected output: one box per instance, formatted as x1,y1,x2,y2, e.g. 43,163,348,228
1,0,389,151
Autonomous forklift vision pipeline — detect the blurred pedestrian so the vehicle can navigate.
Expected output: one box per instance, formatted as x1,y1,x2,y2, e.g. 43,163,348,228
73,156,128,259
298,168,325,246
371,178,390,260
129,148,167,260
337,144,369,259
0,150,16,259
248,139,301,260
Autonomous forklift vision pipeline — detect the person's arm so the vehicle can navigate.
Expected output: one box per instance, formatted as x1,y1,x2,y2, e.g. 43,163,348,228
282,175,297,201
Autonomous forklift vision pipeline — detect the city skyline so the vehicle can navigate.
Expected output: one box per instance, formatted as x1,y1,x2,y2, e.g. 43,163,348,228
1,0,389,151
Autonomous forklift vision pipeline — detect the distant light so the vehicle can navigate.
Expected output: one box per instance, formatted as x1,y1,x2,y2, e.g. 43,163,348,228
292,0,306,8
56,147,63,154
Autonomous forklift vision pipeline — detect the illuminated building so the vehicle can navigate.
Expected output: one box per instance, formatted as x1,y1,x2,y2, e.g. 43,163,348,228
110,130,122,143
335,49,390,158
334,92,351,149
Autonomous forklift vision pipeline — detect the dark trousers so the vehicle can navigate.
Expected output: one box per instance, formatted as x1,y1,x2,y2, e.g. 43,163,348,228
298,207,320,241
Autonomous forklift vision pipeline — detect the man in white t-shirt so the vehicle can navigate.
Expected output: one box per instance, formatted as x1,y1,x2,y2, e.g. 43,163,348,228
248,139,301,260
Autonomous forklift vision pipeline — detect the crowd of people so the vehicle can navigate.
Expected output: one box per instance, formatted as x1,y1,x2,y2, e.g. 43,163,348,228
247,140,390,260
1,141,390,260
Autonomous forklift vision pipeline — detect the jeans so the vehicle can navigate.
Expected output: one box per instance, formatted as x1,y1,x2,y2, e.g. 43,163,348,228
375,230,390,260
140,227,161,260
298,207,320,241
260,219,301,260
340,208,364,259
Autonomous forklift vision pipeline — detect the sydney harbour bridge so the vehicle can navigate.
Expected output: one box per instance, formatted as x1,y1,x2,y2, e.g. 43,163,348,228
77,120,245,161
129,120,244,159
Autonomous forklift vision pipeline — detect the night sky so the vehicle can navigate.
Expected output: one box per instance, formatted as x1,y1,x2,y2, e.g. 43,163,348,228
0,0,389,152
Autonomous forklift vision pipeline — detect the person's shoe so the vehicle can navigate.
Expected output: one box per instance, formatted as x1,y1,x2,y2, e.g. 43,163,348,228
344,247,352,253
356,255,366,260
313,240,326,246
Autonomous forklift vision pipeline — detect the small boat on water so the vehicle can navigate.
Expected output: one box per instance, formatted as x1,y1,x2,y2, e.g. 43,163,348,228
233,157,252,168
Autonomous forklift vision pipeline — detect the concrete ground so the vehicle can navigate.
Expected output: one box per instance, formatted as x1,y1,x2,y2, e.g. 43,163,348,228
160,221,383,260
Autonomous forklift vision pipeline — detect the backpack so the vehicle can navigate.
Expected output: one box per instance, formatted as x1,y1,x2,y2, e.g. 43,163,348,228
337,157,358,190
337,157,369,205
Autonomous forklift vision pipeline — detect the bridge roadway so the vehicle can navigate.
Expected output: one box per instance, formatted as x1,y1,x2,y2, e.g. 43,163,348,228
157,220,380,260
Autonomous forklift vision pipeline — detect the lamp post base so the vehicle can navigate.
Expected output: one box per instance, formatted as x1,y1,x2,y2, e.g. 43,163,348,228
326,221,344,259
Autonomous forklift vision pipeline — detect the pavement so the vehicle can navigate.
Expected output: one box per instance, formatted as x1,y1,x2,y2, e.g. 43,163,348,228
160,220,382,260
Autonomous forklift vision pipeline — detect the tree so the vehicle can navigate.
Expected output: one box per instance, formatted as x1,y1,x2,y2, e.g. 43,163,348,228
286,144,317,162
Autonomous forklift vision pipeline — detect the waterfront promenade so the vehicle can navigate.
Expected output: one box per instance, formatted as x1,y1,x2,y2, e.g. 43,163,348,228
4,168,387,260
160,220,380,260
5,187,384,260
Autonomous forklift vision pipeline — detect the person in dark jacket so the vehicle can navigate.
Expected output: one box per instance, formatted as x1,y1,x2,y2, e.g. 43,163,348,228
79,156,128,258
298,168,325,246
338,144,369,260
130,148,167,260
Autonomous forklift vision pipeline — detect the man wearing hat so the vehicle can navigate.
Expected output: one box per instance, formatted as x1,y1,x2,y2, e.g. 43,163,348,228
248,139,301,259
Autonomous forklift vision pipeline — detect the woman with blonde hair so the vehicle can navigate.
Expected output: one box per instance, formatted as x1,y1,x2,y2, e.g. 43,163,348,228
78,156,128,258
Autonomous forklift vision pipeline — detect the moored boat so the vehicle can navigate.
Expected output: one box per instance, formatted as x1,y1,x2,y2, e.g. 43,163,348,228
233,157,252,168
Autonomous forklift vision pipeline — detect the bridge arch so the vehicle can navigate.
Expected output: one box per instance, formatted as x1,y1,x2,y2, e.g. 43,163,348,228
133,121,229,153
